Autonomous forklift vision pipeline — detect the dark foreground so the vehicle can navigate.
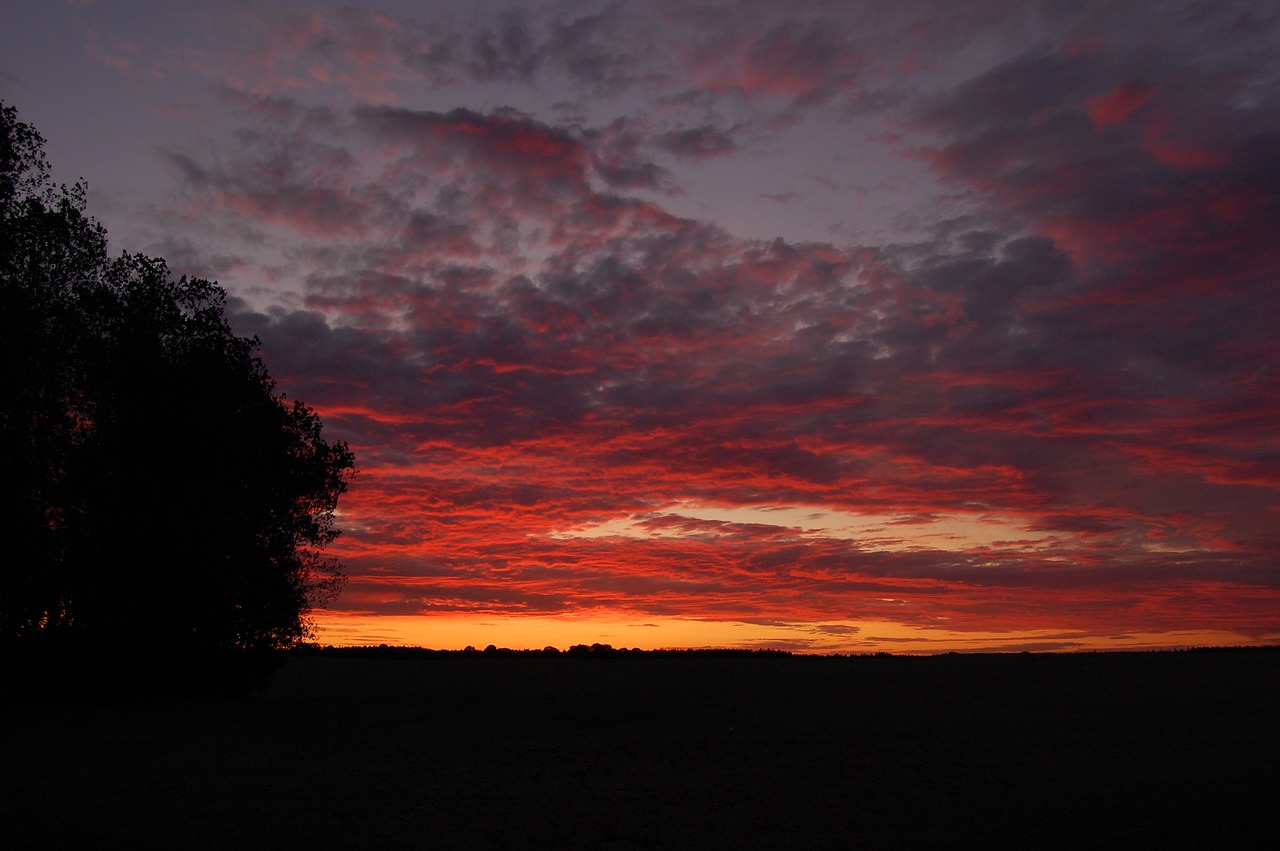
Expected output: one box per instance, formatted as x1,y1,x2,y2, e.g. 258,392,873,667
3,648,1277,849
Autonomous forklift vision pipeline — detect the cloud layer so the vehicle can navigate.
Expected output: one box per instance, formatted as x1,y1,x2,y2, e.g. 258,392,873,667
12,0,1279,650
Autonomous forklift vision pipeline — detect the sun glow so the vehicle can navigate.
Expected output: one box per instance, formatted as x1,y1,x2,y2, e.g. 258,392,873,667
309,612,1258,654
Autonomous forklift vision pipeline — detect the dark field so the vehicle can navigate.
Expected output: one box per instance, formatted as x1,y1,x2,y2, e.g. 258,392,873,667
4,648,1277,849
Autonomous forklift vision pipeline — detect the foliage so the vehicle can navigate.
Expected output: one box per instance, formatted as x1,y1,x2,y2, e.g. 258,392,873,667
0,103,355,694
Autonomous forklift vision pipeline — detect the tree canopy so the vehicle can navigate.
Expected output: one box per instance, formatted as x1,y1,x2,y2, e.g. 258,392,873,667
1,102,356,695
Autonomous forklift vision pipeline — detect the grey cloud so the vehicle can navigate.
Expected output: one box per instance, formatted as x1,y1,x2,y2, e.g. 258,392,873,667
654,124,738,159
467,10,540,82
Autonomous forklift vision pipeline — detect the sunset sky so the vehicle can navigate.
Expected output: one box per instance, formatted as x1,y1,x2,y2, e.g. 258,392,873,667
4,1,1279,652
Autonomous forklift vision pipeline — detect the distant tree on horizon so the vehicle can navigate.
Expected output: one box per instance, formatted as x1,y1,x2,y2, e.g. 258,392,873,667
0,102,356,695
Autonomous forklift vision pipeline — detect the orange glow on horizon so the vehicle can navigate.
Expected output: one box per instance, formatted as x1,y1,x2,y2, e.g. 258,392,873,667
309,612,1271,655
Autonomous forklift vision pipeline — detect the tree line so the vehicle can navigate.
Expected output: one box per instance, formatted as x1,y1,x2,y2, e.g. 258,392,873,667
1,102,355,695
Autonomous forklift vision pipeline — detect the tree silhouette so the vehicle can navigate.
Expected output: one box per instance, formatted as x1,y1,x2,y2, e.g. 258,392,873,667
1,103,355,695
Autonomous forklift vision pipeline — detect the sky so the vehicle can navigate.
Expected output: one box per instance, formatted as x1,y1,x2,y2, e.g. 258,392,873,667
3,0,1279,653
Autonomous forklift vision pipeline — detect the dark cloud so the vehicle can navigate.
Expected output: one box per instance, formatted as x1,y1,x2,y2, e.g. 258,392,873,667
654,124,738,159
582,117,674,191
466,10,540,82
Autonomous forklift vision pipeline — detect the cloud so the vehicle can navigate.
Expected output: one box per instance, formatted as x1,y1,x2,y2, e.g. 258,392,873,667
654,124,739,160
464,10,540,82
85,1,1280,646
682,15,864,104
1086,79,1159,128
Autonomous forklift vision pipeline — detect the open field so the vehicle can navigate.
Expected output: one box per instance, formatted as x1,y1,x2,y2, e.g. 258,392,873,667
3,648,1277,848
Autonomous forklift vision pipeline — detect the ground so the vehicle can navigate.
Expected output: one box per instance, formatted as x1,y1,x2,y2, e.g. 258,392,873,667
3,648,1276,848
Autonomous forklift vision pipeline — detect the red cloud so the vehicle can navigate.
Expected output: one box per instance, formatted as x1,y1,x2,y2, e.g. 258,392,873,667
142,10,1280,651
1086,79,1159,128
